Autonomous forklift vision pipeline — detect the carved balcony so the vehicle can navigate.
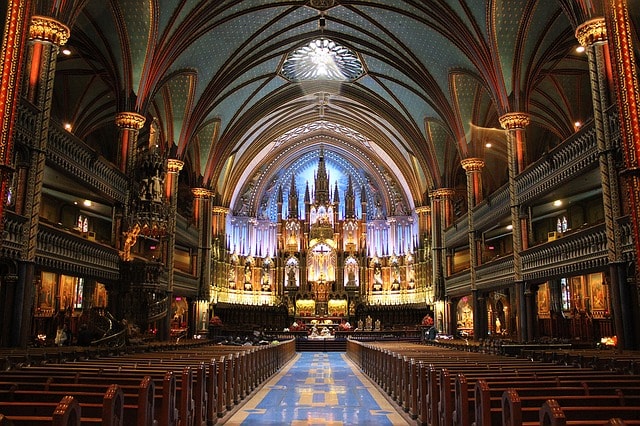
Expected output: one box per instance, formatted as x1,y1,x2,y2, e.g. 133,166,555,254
36,221,121,282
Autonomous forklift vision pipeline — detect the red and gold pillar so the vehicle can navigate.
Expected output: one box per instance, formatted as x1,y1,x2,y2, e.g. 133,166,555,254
604,1,640,349
462,157,485,339
0,0,32,348
499,112,530,342
162,158,183,340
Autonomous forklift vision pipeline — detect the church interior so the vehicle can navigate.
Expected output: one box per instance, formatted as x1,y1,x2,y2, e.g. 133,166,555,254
1,0,640,358
2,1,640,424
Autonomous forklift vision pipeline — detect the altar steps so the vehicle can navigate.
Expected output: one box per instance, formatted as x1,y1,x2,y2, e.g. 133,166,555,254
295,338,347,352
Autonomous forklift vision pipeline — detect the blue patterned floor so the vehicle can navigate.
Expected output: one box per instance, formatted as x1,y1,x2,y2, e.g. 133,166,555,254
222,352,410,425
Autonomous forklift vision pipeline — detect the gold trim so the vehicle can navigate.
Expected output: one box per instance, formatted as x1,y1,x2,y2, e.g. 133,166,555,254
499,112,530,130
429,188,455,198
192,188,214,198
115,112,145,130
415,206,431,214
29,16,70,46
167,158,184,172
212,206,229,214
576,18,607,47
461,157,485,171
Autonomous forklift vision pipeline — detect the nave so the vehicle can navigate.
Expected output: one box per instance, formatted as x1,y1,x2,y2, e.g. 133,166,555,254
221,352,410,425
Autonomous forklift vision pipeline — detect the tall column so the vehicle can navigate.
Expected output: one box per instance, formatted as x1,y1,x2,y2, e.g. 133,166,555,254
605,0,640,350
499,112,530,342
429,188,454,303
462,158,485,339
161,158,183,340
192,188,214,301
13,15,69,347
415,205,432,298
211,206,228,298
576,17,632,349
0,0,31,236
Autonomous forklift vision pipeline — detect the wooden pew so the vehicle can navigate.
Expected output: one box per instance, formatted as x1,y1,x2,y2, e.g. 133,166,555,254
0,388,119,426
537,398,640,426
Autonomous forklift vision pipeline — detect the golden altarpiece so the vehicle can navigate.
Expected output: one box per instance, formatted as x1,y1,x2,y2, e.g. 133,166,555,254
213,147,429,326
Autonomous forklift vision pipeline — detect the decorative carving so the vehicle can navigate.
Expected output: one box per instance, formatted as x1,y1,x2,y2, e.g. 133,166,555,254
29,16,70,46
575,18,607,47
191,188,213,199
167,158,184,173
115,112,145,130
461,158,485,172
499,112,530,130
429,188,455,198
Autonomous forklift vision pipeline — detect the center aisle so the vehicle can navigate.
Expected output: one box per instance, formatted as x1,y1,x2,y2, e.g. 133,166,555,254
221,352,411,425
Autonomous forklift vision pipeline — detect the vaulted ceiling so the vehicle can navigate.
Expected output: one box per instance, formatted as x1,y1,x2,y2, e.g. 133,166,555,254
45,0,639,219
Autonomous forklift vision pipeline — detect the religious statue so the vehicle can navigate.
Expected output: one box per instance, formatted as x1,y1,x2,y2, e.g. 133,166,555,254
287,264,297,287
365,315,373,331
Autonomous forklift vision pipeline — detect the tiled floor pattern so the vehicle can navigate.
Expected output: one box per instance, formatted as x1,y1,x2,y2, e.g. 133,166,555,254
221,352,410,425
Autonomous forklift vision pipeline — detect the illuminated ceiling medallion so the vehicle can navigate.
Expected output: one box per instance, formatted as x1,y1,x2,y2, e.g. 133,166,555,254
281,38,364,82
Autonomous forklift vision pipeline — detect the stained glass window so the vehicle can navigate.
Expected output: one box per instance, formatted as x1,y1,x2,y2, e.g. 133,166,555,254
281,38,364,82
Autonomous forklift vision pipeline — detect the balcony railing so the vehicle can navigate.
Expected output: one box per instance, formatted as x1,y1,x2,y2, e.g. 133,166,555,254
36,221,121,282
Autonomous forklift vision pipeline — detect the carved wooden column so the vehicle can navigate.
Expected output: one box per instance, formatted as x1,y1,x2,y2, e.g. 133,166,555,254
576,17,630,349
462,158,485,339
13,15,69,347
500,112,530,342
161,158,183,340
604,0,640,349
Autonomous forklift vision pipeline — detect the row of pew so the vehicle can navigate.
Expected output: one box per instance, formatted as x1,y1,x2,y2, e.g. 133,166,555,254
0,339,296,425
347,340,640,426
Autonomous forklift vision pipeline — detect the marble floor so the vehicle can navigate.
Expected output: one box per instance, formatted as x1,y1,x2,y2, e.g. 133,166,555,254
221,352,411,425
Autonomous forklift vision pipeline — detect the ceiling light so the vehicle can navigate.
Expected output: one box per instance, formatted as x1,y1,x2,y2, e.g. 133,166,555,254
485,142,492,148
64,123,72,131
574,121,582,129
553,200,562,207
506,225,513,230
61,48,72,56
576,46,585,53
83,200,92,207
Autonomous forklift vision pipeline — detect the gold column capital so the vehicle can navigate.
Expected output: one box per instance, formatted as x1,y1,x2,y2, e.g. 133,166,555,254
167,158,184,172
29,16,70,46
415,206,431,214
115,112,145,130
499,112,530,130
461,157,485,172
576,17,607,47
213,206,229,214
192,187,214,198
429,188,455,199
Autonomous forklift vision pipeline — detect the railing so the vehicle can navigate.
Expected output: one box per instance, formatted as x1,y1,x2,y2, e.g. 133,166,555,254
36,221,121,281
216,288,278,306
365,288,427,305
1,212,27,259
475,255,514,290
147,296,169,323
17,102,128,204
521,223,608,282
